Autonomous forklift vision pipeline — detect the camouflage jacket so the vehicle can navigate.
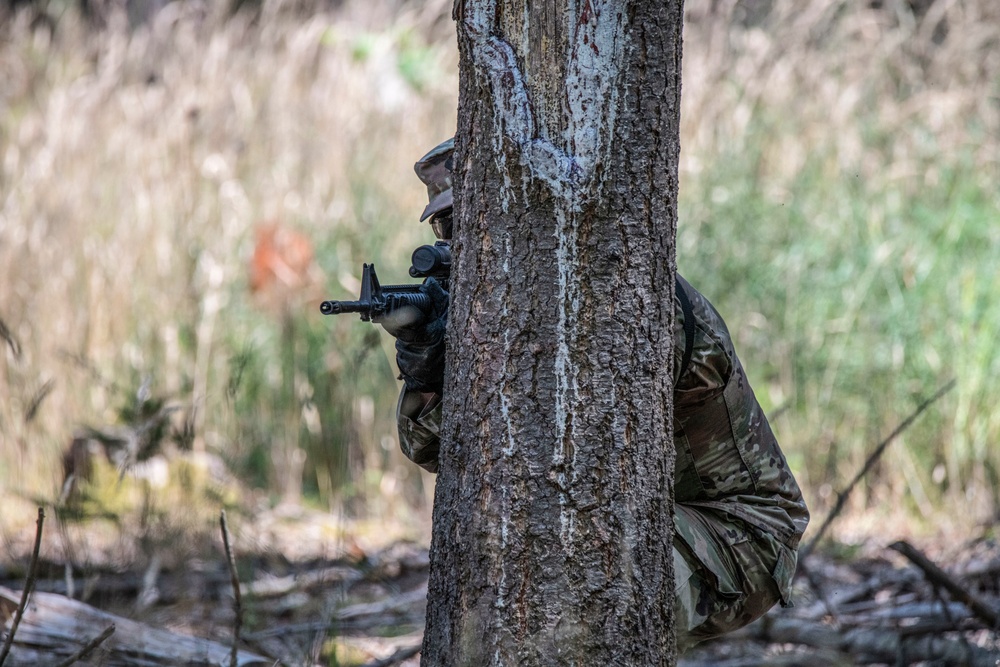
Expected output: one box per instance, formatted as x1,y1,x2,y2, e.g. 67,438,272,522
397,274,809,550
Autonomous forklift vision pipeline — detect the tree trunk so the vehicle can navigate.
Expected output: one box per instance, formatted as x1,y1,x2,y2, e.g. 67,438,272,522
423,0,685,665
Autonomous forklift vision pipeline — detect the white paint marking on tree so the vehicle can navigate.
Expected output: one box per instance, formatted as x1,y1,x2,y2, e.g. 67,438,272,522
469,0,625,203
463,0,528,214
553,202,580,554
565,0,626,185
433,0,683,659
463,0,628,561
499,234,517,459
498,357,516,447
494,232,516,653
497,510,511,607
493,501,514,667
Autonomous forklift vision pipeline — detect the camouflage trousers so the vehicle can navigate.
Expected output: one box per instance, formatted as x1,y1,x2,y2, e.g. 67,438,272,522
673,504,798,652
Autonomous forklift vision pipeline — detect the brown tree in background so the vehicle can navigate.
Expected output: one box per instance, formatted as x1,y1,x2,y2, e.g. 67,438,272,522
422,0,686,664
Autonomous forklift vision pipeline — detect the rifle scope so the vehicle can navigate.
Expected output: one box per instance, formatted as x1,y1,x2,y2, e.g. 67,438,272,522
409,242,451,278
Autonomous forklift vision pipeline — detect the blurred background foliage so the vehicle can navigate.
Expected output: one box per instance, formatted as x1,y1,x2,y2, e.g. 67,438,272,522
0,0,996,553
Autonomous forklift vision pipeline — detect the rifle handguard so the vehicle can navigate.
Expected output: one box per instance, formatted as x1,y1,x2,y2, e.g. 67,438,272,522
319,264,435,322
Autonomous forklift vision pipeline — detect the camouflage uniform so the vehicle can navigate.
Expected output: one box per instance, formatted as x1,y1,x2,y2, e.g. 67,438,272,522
395,139,809,651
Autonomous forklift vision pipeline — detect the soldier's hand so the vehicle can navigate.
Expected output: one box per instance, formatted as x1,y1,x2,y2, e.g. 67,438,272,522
378,278,448,342
379,278,448,393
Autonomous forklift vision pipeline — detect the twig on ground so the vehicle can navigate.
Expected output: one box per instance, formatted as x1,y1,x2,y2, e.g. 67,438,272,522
800,379,956,560
243,585,428,640
744,615,999,666
889,540,1000,630
359,642,422,667
53,624,115,667
221,510,243,667
794,559,843,630
926,575,979,662
0,507,45,667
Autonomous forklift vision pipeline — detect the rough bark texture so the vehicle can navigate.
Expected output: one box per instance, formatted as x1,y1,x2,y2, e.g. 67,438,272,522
422,0,685,665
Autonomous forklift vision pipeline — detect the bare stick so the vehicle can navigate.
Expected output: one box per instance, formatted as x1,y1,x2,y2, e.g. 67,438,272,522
800,379,956,559
359,642,422,667
0,316,21,359
0,507,45,667
794,558,843,630
926,575,978,661
53,624,115,667
890,540,1000,630
220,510,243,667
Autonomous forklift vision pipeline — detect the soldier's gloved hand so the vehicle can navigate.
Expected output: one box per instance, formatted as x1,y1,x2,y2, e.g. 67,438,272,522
379,278,449,394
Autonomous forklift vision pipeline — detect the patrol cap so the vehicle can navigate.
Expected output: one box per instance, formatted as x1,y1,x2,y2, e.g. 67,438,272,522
414,137,455,221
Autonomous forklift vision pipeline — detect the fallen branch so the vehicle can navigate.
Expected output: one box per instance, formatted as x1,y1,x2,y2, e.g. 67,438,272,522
358,642,422,667
837,599,971,624
889,540,1000,630
800,379,956,560
956,556,1000,579
241,566,361,599
798,568,920,620
793,560,843,630
243,585,428,641
0,507,45,667
679,653,843,667
19,563,358,602
0,586,270,666
747,615,997,666
53,624,115,667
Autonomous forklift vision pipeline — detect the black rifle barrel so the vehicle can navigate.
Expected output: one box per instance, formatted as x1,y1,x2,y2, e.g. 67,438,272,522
320,300,361,315
319,291,431,318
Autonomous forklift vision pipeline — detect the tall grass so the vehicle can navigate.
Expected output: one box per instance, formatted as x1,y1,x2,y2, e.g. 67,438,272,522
0,0,997,546
678,0,1000,532
0,1,458,530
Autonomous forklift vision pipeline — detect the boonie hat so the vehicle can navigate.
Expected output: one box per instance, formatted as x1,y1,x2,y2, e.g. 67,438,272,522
414,138,455,221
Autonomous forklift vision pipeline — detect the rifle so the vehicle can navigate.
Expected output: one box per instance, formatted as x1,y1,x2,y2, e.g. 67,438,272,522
319,242,451,322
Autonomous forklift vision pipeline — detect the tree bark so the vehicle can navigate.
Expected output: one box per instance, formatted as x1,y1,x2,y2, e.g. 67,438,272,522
422,0,685,665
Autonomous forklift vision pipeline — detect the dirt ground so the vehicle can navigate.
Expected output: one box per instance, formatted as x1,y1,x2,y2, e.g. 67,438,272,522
2,501,998,666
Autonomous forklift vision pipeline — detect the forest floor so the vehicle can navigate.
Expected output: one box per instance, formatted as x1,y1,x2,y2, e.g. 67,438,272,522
1,498,999,666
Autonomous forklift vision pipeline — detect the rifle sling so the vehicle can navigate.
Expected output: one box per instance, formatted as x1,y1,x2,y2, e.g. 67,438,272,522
676,277,695,380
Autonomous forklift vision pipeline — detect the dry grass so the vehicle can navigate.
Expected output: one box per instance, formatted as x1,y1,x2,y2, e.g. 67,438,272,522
679,0,1000,541
0,0,457,548
681,1,999,184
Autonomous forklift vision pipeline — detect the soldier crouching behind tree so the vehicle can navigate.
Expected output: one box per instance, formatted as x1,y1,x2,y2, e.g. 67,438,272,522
379,138,810,652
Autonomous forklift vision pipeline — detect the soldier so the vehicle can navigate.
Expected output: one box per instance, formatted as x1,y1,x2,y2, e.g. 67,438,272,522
380,138,810,651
